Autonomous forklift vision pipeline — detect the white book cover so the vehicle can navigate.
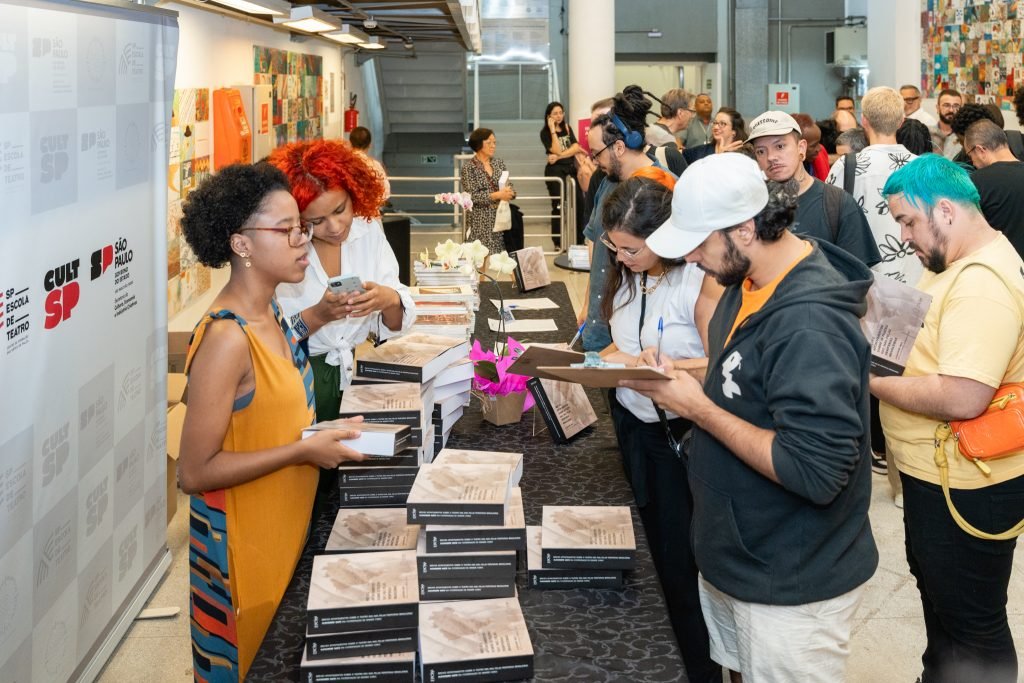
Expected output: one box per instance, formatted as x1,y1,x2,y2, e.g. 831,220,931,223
307,550,418,612
325,508,420,553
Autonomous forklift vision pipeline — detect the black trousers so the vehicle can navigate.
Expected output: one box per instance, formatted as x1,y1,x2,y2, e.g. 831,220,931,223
609,394,720,683
901,471,1024,683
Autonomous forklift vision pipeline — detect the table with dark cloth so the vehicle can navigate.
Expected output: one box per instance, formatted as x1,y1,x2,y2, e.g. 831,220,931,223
249,281,687,682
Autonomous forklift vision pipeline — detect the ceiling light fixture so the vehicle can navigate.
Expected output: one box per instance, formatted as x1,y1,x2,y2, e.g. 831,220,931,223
211,0,290,16
274,6,341,33
363,16,377,29
323,23,368,44
359,36,387,50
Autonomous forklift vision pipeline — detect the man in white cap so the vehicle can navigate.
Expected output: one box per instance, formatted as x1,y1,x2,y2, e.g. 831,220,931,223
623,153,878,682
747,110,879,268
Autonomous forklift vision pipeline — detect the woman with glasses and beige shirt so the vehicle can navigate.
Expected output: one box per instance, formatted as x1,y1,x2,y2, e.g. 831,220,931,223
683,107,748,164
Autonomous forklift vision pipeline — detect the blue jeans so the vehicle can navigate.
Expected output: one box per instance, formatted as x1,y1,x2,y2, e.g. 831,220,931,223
901,471,1024,683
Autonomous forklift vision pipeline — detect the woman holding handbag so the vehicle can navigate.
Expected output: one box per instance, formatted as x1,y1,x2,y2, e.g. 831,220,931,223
461,127,516,258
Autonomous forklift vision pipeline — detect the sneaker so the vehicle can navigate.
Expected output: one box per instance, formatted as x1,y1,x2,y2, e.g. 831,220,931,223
894,494,904,509
871,450,888,475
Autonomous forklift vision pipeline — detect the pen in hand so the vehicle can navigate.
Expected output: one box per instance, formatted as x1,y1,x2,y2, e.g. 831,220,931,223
656,317,664,367
568,321,586,350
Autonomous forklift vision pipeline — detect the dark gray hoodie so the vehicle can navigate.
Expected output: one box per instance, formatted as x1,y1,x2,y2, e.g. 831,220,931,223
690,238,878,605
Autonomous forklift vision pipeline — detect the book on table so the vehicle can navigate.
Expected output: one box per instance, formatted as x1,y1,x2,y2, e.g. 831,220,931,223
303,419,411,456
417,576,517,602
338,486,413,509
406,463,514,526
338,466,420,489
416,531,517,580
338,382,424,427
540,505,637,570
434,357,475,387
527,376,597,444
306,550,419,635
337,448,419,468
511,245,551,292
424,487,526,553
433,390,470,421
299,649,415,682
418,596,534,683
432,449,523,488
430,405,464,436
526,525,623,590
324,508,420,554
304,625,419,662
355,332,470,383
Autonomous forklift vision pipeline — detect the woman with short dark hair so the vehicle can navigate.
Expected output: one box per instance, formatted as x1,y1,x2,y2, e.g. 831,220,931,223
461,128,516,256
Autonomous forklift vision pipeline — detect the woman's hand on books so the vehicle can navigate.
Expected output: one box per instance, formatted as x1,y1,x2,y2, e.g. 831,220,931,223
345,282,400,318
301,424,367,468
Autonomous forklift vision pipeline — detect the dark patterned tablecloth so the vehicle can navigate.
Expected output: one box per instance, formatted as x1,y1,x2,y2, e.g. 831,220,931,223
248,281,687,682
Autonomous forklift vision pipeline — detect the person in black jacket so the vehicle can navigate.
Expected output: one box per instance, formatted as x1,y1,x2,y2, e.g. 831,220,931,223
623,153,878,682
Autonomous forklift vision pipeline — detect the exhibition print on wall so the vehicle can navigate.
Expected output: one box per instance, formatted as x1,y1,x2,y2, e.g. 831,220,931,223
253,46,323,147
167,87,212,317
921,0,1022,109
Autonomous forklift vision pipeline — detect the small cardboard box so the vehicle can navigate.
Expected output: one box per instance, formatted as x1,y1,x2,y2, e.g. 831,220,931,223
168,331,191,373
481,390,527,426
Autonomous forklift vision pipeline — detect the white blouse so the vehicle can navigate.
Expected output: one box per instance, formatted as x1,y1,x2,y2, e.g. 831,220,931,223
609,262,705,423
276,217,416,389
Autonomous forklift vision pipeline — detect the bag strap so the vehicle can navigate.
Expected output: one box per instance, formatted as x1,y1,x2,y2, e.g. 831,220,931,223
822,182,842,244
843,150,857,194
931,261,1024,539
639,274,683,459
933,423,1024,539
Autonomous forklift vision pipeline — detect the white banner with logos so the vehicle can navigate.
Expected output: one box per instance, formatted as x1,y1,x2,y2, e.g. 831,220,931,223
0,0,178,680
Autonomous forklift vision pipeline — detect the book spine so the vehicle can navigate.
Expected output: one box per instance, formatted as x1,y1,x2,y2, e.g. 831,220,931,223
406,503,505,526
339,487,411,507
417,578,516,601
425,529,527,553
541,547,637,570
305,627,418,660
301,661,415,682
340,454,418,468
512,252,526,291
338,410,422,427
355,360,424,383
527,377,567,443
338,469,419,487
417,555,517,579
528,569,624,590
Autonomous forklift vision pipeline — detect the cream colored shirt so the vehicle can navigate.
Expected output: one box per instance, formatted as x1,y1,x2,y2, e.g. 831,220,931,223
881,233,1024,488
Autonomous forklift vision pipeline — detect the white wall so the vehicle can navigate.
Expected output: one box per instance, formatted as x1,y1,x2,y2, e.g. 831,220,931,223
165,1,364,331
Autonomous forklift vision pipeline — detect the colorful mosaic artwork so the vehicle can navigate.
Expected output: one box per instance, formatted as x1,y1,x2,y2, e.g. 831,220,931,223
921,0,1022,109
253,46,324,145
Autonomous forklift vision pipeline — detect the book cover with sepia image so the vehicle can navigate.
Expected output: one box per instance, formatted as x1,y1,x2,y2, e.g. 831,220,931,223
425,487,526,553
355,333,470,383
338,382,424,427
406,463,513,526
511,245,551,292
416,531,517,580
324,508,420,554
419,597,534,683
306,550,419,635
432,449,524,488
526,525,623,590
527,376,597,444
540,506,636,569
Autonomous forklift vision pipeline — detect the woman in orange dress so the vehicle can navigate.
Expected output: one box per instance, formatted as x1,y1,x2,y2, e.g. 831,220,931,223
177,163,365,681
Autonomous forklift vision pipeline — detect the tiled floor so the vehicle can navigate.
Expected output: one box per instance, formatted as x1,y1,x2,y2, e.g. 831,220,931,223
98,252,1024,683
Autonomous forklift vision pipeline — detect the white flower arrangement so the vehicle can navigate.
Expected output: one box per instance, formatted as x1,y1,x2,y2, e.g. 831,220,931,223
417,239,492,276
434,192,473,211
488,251,517,276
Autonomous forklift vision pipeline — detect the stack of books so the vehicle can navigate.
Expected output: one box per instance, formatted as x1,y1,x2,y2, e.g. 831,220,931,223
413,261,480,310
431,359,474,453
299,651,415,683
526,525,623,589
324,507,420,554
419,596,534,683
302,419,411,457
567,244,590,269
533,506,636,586
409,285,477,340
406,462,514,527
302,550,419,672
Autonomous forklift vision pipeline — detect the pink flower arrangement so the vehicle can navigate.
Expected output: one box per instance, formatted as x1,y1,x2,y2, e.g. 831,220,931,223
469,337,534,412
434,192,474,211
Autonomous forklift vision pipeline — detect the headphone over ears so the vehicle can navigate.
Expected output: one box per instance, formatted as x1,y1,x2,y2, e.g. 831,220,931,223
609,112,645,150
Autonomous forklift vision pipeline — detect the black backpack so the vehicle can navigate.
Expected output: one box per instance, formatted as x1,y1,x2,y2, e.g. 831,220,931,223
822,151,857,243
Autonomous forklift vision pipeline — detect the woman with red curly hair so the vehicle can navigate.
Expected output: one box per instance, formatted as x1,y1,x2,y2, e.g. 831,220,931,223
268,139,415,423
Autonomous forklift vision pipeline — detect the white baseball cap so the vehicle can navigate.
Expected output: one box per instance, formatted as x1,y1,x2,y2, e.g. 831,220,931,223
646,153,769,259
747,110,803,141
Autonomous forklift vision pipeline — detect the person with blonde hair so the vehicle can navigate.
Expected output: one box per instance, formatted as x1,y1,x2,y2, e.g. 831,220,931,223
827,85,917,500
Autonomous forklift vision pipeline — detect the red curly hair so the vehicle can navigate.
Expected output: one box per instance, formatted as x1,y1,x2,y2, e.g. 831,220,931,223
266,139,385,218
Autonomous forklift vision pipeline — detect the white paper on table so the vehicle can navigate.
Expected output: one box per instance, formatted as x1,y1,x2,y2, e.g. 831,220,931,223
488,318,558,332
498,170,510,189
490,297,558,310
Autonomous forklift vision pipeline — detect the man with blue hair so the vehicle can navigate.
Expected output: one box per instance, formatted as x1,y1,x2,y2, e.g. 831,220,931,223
871,154,1024,683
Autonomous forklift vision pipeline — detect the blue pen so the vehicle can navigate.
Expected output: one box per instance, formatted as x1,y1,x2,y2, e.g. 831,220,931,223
568,321,586,350
656,317,664,366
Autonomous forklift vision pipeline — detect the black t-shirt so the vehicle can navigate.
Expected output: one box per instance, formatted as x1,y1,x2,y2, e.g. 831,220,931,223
541,125,577,169
793,179,881,267
972,161,1024,259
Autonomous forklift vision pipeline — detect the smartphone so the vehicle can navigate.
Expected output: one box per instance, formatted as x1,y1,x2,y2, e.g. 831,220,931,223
327,275,365,296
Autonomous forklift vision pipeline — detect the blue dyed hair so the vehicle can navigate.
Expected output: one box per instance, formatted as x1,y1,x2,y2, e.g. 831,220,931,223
881,154,980,214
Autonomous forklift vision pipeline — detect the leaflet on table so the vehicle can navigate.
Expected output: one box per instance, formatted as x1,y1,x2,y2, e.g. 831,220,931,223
489,297,558,310
487,318,558,332
860,275,932,377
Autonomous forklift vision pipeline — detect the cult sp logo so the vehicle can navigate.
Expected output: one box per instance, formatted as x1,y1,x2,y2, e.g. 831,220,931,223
43,259,80,329
39,133,70,183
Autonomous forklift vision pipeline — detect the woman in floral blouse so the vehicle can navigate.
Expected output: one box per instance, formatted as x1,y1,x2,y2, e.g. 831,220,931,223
461,128,516,256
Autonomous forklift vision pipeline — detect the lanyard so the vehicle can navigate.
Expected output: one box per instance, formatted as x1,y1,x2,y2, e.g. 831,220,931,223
639,272,684,459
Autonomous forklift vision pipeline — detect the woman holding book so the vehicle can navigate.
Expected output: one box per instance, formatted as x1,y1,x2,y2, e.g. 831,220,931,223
268,139,416,421
462,127,516,257
177,163,366,682
599,175,723,683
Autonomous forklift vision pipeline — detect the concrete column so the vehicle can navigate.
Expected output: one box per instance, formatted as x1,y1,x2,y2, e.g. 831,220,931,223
734,0,769,119
866,0,918,90
568,0,615,126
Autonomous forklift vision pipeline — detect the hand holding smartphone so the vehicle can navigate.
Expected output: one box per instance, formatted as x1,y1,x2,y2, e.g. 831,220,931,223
327,275,365,297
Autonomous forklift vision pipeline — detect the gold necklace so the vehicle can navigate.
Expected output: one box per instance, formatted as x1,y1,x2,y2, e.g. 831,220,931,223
640,271,665,295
